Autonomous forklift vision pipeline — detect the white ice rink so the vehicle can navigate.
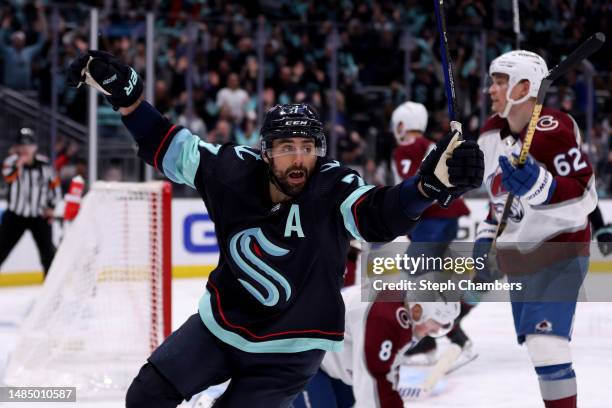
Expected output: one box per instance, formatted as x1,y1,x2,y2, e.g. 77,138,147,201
1,278,610,408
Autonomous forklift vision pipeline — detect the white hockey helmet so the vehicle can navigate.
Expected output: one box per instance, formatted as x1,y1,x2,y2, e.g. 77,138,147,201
489,50,548,118
406,292,460,338
391,101,428,144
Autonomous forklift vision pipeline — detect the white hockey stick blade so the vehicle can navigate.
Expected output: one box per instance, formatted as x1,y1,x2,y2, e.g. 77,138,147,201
446,340,478,375
401,343,462,401
446,351,478,375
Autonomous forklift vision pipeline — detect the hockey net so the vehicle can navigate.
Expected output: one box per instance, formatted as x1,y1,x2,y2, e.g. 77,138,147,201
3,181,172,399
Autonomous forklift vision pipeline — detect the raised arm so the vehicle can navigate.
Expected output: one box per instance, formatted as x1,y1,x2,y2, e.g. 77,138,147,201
67,50,215,190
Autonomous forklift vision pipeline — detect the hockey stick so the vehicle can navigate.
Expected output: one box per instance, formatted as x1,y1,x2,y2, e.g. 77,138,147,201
433,0,457,121
495,32,606,239
400,343,462,400
512,0,521,49
445,350,478,375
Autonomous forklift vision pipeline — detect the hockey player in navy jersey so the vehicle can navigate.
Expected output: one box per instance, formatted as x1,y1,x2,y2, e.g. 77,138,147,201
67,50,484,408
469,50,597,408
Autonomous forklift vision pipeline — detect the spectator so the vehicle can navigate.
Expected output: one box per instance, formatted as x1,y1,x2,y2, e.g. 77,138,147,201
235,111,260,147
1,0,609,196
54,138,79,173
0,7,47,90
207,119,233,144
216,72,249,123
337,127,366,167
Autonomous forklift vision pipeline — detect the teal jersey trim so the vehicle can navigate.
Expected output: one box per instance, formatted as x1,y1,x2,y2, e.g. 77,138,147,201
162,129,220,189
198,290,344,353
339,185,375,241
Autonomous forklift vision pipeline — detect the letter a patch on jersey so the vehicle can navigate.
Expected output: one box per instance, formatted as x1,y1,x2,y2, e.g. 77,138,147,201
284,204,305,238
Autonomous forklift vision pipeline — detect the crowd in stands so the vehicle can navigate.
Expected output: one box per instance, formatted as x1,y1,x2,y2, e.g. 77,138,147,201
0,0,610,195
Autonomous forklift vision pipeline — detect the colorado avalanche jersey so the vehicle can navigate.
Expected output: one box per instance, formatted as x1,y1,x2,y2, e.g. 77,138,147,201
392,137,470,219
321,286,416,408
121,101,432,354
478,108,597,249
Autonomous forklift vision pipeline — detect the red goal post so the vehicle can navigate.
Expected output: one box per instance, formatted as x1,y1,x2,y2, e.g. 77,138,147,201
3,181,172,399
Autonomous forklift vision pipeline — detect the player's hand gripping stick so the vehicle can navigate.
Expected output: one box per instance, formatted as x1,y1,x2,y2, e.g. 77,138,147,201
418,121,484,208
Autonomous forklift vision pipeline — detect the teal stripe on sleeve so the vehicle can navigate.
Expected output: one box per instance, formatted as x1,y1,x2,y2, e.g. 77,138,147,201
339,185,375,241
198,290,343,354
162,129,220,189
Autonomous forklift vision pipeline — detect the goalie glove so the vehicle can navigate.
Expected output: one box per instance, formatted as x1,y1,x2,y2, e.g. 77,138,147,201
67,50,143,110
418,121,484,207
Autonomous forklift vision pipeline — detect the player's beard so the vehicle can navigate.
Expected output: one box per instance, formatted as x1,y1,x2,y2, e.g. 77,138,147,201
269,161,310,197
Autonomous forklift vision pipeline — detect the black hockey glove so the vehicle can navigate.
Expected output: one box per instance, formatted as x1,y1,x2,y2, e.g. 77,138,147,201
67,50,143,110
418,122,484,207
595,225,612,256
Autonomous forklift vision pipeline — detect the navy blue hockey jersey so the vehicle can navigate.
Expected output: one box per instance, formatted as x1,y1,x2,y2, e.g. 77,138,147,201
122,102,433,353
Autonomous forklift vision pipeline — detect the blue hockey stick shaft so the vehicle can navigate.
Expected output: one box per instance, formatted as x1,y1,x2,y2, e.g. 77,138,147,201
433,0,457,121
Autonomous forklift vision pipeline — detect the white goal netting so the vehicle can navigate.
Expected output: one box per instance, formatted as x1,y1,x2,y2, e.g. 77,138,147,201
3,181,172,400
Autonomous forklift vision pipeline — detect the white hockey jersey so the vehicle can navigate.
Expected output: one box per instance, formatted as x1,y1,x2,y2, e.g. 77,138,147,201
321,285,417,408
478,109,597,252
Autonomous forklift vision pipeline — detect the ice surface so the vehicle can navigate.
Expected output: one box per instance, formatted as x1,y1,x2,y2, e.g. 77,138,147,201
1,278,610,407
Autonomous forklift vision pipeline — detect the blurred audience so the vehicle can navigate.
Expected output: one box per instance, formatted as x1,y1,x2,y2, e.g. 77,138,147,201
0,0,609,195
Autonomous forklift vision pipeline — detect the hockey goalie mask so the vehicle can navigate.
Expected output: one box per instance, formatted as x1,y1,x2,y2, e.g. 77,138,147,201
260,103,327,158
489,50,548,118
407,300,460,338
391,101,428,144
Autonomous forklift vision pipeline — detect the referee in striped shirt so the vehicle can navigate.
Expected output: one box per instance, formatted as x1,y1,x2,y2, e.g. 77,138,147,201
0,128,61,276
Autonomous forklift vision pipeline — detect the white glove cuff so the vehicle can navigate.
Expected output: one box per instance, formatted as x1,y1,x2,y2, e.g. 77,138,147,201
475,220,498,241
525,167,554,206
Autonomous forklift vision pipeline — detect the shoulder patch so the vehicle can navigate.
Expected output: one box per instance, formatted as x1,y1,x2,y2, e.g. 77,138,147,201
199,140,221,155
342,173,366,187
533,108,579,143
535,115,560,132
233,145,262,161
320,160,341,172
395,306,411,329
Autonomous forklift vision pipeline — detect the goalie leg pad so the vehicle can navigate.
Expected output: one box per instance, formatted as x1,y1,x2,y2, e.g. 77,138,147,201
126,362,184,408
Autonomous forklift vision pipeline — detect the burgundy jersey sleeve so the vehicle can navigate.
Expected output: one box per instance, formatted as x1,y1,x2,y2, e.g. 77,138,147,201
527,109,593,204
363,302,413,408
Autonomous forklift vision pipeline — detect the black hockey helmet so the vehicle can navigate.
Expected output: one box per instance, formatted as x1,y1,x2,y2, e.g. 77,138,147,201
260,103,326,157
15,127,36,145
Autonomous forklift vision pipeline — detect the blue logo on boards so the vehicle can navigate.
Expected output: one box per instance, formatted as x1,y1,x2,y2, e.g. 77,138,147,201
184,213,218,253
229,227,292,307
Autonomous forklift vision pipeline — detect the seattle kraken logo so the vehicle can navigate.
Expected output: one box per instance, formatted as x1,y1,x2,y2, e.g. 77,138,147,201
229,228,292,307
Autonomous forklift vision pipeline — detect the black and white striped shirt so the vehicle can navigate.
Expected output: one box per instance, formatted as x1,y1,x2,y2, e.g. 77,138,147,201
2,154,61,217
